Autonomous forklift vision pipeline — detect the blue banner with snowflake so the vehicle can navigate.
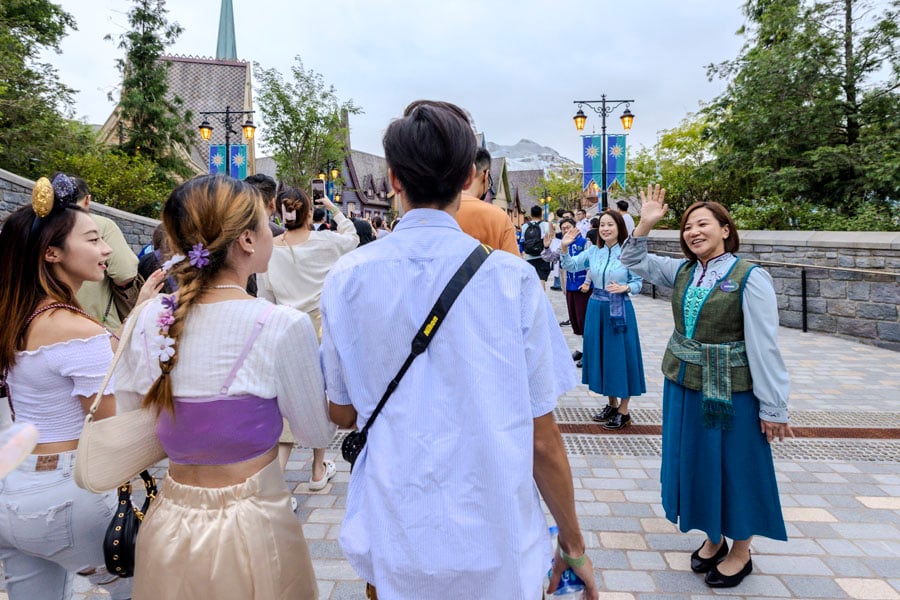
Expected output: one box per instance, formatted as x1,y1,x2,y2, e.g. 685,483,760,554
230,145,248,179
606,134,627,191
582,135,602,191
209,145,227,175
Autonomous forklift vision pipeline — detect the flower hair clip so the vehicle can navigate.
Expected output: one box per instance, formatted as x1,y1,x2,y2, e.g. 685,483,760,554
161,253,185,272
188,243,210,269
149,294,178,363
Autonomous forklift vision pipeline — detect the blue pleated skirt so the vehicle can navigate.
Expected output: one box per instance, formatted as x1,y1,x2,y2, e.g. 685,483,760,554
660,379,788,542
581,296,645,398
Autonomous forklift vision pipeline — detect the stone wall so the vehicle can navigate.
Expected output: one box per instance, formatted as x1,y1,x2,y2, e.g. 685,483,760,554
643,230,900,351
0,168,159,253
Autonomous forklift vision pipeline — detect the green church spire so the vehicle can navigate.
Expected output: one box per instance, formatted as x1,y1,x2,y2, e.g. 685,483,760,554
216,0,237,60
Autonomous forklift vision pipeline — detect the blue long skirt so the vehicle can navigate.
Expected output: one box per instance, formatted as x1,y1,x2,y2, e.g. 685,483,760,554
581,297,645,398
661,379,788,542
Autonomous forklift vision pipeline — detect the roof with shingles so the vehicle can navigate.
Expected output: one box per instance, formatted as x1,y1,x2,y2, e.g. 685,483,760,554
339,149,392,210
507,169,544,212
97,55,255,174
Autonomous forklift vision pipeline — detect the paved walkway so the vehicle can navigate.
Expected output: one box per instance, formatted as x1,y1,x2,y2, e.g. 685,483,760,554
22,290,900,600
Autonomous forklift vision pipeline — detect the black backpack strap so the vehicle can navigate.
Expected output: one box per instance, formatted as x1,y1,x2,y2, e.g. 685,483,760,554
359,243,492,436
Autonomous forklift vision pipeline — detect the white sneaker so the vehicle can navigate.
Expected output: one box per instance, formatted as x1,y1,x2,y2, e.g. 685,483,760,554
308,460,336,491
290,496,298,512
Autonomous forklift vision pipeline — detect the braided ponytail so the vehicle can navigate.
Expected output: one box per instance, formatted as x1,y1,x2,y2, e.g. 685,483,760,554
142,175,264,414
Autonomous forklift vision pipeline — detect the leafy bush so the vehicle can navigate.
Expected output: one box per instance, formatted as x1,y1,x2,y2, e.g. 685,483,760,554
53,149,171,217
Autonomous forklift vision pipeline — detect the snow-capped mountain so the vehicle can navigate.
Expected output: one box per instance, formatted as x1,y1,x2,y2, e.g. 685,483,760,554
487,139,578,172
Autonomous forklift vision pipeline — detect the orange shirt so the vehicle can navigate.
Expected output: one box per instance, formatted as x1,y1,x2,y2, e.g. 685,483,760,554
455,193,520,255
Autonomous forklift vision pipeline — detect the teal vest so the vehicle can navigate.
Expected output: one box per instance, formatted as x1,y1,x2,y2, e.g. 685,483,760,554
661,258,756,392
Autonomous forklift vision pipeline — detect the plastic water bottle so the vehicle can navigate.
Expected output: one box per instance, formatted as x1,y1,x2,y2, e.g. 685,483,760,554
545,525,585,598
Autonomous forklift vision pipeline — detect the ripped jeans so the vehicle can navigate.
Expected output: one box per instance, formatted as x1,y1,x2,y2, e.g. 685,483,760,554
0,451,133,600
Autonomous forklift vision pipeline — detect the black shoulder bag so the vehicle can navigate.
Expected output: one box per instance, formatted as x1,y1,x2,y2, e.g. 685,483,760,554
341,243,492,469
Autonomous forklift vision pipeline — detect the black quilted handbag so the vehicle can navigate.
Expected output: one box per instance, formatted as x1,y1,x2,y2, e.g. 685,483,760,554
103,470,157,578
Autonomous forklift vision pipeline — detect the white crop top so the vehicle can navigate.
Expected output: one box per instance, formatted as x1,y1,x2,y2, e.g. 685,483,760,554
6,334,113,443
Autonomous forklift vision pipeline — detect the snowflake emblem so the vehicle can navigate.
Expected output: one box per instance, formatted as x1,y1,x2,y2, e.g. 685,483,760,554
609,145,623,158
585,145,599,159
232,153,245,167
211,153,224,167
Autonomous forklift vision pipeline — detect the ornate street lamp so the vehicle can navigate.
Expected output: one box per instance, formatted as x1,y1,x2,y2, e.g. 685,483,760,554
572,95,635,210
197,105,256,173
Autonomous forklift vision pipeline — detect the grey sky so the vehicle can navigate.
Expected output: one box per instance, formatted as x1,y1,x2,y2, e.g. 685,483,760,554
49,0,747,163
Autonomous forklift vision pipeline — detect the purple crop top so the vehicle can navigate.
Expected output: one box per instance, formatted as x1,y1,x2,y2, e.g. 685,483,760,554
157,394,282,465
155,304,282,466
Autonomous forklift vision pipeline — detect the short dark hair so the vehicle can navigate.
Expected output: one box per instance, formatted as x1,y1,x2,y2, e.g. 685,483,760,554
372,215,384,229
312,207,326,222
616,200,629,212
382,100,476,208
71,176,90,202
679,201,740,261
244,173,277,203
590,217,600,228
600,210,628,246
474,148,491,173
530,205,543,218
559,217,576,229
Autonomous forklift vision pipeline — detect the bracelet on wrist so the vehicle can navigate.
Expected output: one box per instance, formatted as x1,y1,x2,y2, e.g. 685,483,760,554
559,545,587,569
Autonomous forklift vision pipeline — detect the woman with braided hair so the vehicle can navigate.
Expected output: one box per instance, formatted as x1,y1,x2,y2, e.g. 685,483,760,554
113,174,335,598
0,173,162,599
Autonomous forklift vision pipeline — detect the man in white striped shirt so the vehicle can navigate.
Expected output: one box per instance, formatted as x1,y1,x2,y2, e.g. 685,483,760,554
323,100,598,600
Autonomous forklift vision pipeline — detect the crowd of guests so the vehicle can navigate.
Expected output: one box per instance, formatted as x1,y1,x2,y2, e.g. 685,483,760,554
0,99,793,599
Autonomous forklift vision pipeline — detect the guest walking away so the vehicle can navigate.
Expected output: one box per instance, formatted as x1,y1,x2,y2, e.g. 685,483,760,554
561,210,645,429
257,188,358,491
0,173,160,599
113,175,335,599
542,218,592,365
621,185,793,589
323,100,598,600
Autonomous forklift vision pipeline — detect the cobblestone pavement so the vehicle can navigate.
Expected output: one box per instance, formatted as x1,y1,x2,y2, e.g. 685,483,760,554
16,290,898,600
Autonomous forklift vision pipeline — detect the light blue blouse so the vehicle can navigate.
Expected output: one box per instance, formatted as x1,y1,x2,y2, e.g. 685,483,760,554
559,242,643,295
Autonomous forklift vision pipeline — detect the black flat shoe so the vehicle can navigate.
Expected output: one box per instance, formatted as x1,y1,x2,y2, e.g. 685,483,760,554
690,538,729,573
603,412,631,430
575,360,582,368
559,320,571,326
591,404,618,422
705,553,752,588
571,350,583,361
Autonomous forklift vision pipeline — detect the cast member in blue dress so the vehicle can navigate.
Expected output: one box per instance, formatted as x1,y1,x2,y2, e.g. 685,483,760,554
560,210,645,430
620,185,793,589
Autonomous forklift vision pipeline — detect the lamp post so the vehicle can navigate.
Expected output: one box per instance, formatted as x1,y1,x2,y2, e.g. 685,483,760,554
539,188,552,221
572,95,634,211
198,105,256,174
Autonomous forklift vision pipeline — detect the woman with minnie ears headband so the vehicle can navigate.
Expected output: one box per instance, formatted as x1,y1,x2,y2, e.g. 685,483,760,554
0,173,163,599
112,174,335,598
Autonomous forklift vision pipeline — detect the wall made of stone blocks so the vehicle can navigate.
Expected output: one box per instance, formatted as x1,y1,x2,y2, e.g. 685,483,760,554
1,168,159,253
642,230,900,352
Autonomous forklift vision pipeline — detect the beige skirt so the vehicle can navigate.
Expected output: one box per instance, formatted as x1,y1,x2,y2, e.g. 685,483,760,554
132,458,317,599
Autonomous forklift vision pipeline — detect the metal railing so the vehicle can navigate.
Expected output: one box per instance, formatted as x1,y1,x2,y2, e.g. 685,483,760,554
646,251,899,333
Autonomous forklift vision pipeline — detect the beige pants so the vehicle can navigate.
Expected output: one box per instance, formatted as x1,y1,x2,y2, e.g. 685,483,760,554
132,458,317,599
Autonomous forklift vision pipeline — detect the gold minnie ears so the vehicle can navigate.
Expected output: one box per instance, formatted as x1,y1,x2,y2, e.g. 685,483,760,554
32,177,55,218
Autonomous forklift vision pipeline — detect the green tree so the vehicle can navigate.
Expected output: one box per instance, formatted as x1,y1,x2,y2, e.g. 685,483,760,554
628,114,725,226
54,146,171,217
529,167,582,215
254,57,361,187
0,0,83,178
108,0,194,181
704,0,900,218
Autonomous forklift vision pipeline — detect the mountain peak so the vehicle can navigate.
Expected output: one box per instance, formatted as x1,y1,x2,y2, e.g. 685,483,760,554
486,139,577,172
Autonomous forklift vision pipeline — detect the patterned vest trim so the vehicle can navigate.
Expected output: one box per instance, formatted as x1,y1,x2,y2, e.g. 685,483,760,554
661,258,757,392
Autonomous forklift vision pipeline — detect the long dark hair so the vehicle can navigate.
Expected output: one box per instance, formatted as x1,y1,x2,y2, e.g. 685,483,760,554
0,202,84,370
